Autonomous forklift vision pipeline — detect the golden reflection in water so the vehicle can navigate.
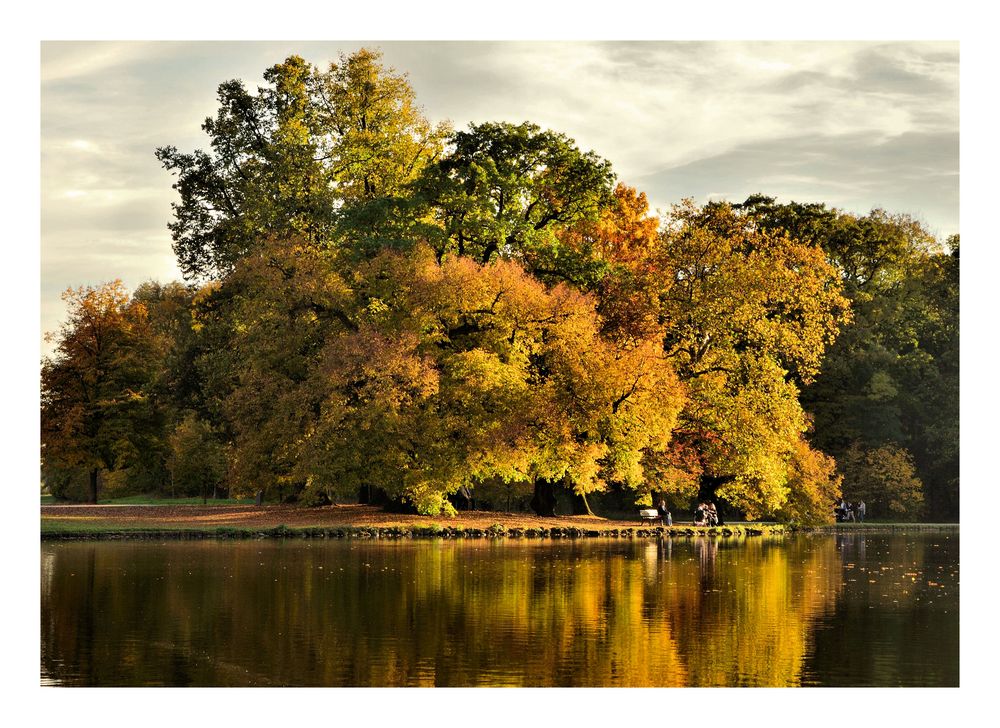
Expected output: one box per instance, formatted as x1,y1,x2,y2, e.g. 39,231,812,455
40,534,955,687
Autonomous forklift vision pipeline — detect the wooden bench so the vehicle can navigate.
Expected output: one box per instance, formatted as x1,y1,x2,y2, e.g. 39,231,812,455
639,508,660,524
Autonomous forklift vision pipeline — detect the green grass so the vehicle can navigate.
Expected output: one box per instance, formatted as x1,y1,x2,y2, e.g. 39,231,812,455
41,494,254,506
103,494,255,505
40,520,303,538
41,520,173,534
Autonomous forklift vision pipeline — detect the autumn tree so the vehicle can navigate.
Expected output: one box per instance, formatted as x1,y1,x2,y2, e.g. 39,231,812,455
651,201,851,519
141,52,944,524
205,237,684,515
41,282,158,503
556,183,664,343
774,437,842,524
838,443,925,521
189,237,353,502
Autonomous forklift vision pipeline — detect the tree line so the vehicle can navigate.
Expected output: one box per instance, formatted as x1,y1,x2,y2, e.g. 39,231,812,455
40,49,959,523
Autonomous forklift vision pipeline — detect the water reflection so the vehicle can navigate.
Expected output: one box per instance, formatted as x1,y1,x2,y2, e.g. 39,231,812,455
40,533,958,687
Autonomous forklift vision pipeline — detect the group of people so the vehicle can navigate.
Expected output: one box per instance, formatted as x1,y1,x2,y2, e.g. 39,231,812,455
835,498,866,522
652,496,866,526
694,501,719,527
654,498,721,527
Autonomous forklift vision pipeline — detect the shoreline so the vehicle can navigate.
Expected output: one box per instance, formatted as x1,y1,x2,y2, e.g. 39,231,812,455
41,503,959,541
42,523,789,541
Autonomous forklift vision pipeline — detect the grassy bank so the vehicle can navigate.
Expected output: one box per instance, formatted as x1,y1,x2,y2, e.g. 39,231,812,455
41,522,787,540
804,522,960,532
41,503,789,540
41,503,958,541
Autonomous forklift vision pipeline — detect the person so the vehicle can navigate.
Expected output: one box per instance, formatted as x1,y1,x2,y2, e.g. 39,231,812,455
694,502,707,526
657,498,670,527
707,501,718,527
858,500,866,523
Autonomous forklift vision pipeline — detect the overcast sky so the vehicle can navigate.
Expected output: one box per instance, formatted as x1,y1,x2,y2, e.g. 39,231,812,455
40,40,959,353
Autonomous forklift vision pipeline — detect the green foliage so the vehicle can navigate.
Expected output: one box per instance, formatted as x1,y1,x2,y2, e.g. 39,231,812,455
414,121,616,273
167,414,227,499
41,462,91,502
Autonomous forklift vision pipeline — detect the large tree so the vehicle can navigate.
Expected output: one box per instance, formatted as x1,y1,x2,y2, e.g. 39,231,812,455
652,200,851,518
210,239,684,515
157,49,449,279
141,52,945,526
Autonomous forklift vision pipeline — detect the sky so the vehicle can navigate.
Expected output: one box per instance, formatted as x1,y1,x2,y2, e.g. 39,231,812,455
40,40,960,353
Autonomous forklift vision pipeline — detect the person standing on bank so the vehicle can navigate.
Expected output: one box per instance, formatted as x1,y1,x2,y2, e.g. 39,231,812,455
858,500,866,523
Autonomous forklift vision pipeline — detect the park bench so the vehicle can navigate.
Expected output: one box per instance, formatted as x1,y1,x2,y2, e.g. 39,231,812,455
639,508,660,524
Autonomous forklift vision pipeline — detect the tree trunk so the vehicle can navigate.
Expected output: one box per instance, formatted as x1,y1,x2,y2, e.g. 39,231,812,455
569,490,596,516
699,475,734,525
449,486,474,512
89,468,99,504
530,478,558,517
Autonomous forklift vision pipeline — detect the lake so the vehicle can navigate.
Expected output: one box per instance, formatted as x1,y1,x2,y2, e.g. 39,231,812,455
40,531,958,686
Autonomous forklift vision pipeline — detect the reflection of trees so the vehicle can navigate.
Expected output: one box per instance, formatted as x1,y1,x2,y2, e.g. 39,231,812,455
42,537,856,686
663,536,844,685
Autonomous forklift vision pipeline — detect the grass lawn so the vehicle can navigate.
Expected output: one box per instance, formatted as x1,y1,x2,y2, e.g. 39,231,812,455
41,494,254,506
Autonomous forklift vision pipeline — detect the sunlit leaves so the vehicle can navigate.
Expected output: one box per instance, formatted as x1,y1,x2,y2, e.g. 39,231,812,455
285,247,684,514
646,201,850,520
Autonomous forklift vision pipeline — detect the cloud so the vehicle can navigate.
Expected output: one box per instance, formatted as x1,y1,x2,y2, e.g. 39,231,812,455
376,41,957,184
633,130,959,238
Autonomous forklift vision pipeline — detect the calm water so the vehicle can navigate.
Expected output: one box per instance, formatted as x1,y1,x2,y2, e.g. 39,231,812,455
40,532,958,687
